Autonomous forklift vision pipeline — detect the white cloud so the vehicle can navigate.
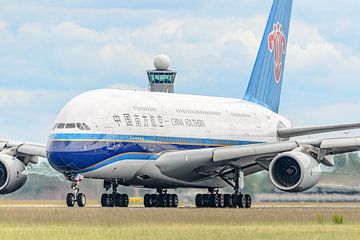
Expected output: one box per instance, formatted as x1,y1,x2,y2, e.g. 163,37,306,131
0,0,360,140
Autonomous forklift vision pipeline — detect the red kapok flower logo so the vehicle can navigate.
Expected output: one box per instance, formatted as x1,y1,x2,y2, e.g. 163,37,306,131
268,22,287,83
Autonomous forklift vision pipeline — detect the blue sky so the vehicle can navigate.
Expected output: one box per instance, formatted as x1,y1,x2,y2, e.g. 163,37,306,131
0,0,360,142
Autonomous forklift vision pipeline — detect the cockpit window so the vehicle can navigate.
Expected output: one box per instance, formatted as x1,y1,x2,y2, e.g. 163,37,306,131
82,123,91,130
65,123,76,129
57,123,65,129
76,123,84,130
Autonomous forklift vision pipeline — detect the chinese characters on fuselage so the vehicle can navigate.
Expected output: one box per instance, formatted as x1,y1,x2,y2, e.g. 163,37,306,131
112,113,205,128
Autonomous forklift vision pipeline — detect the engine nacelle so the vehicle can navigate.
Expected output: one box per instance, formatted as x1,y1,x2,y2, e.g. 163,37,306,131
269,151,321,192
0,153,28,194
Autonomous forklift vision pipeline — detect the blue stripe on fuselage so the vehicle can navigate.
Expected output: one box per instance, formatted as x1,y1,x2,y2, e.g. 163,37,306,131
46,133,260,174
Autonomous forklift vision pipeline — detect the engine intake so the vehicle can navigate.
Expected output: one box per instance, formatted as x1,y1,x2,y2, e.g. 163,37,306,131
0,153,28,194
269,151,321,192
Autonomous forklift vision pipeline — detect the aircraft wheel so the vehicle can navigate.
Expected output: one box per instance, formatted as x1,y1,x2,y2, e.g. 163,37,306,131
231,194,237,208
172,194,178,208
168,194,174,208
66,193,76,207
122,194,129,207
202,194,208,208
218,194,225,208
237,194,246,208
108,194,115,207
144,194,151,207
223,194,232,208
160,194,168,208
210,194,220,208
114,193,123,207
77,193,86,207
101,194,110,207
245,194,252,208
195,194,203,208
150,194,157,207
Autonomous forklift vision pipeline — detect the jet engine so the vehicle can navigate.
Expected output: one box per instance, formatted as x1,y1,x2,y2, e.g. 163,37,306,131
269,151,321,192
0,153,28,194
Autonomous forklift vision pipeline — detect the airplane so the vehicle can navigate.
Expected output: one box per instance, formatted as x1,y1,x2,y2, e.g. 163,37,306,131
1,0,360,208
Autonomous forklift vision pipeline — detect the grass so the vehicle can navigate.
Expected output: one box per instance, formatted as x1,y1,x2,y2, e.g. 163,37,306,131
0,201,360,239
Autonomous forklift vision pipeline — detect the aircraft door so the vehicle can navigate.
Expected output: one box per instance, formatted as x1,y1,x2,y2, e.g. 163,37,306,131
252,112,262,128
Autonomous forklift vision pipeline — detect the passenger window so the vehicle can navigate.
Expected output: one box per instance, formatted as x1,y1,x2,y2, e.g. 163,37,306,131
57,123,65,129
65,123,76,129
82,123,91,130
76,123,84,130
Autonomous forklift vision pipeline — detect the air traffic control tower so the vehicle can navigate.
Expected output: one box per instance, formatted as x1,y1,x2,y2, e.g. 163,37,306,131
147,54,177,93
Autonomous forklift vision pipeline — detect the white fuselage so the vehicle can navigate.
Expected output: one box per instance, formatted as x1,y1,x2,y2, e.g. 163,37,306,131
46,89,291,188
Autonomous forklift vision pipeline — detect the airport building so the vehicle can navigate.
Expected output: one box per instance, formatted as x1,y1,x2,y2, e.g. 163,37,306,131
147,54,177,93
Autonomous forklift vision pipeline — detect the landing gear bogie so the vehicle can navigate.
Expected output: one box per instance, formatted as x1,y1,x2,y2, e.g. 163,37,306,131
143,189,179,208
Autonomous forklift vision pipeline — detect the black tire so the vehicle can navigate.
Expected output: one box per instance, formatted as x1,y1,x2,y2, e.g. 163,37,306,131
168,194,174,208
122,194,129,207
223,194,231,208
245,194,252,208
114,193,123,207
66,193,75,207
77,193,86,207
150,194,157,207
237,194,246,208
202,194,208,208
172,194,178,208
101,194,109,207
231,194,237,208
210,194,219,208
195,194,203,208
108,194,114,207
144,194,151,207
160,194,168,208
218,194,224,208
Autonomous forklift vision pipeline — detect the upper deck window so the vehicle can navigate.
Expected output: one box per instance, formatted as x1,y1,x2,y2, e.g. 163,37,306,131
57,123,65,129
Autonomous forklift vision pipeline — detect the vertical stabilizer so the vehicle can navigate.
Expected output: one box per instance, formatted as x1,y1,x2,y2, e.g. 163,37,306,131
244,0,293,113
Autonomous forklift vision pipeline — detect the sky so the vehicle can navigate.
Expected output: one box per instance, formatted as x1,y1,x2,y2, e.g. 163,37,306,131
1,0,360,143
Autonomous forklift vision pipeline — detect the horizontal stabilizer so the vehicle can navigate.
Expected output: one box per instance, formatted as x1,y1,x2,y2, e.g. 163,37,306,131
278,122,360,138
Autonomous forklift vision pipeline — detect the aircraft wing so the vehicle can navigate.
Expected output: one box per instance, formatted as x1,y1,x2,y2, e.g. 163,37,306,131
0,140,46,164
277,122,360,138
155,137,360,181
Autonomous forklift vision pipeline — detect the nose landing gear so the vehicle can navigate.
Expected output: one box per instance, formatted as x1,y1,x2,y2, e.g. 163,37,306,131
66,174,87,207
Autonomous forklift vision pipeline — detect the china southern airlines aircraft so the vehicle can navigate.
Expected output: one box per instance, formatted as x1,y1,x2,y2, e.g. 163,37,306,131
1,0,360,208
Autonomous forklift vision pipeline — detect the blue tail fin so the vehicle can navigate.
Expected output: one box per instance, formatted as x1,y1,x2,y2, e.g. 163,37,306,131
244,0,293,113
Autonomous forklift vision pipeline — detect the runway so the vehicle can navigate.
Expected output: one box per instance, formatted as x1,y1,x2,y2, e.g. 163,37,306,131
1,200,360,240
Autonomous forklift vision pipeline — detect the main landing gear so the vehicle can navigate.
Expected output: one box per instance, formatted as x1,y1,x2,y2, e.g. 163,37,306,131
195,190,251,208
101,180,129,207
195,168,252,208
144,189,179,208
66,175,87,207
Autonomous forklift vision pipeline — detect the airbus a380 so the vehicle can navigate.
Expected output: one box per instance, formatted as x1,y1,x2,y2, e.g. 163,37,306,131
1,0,360,208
